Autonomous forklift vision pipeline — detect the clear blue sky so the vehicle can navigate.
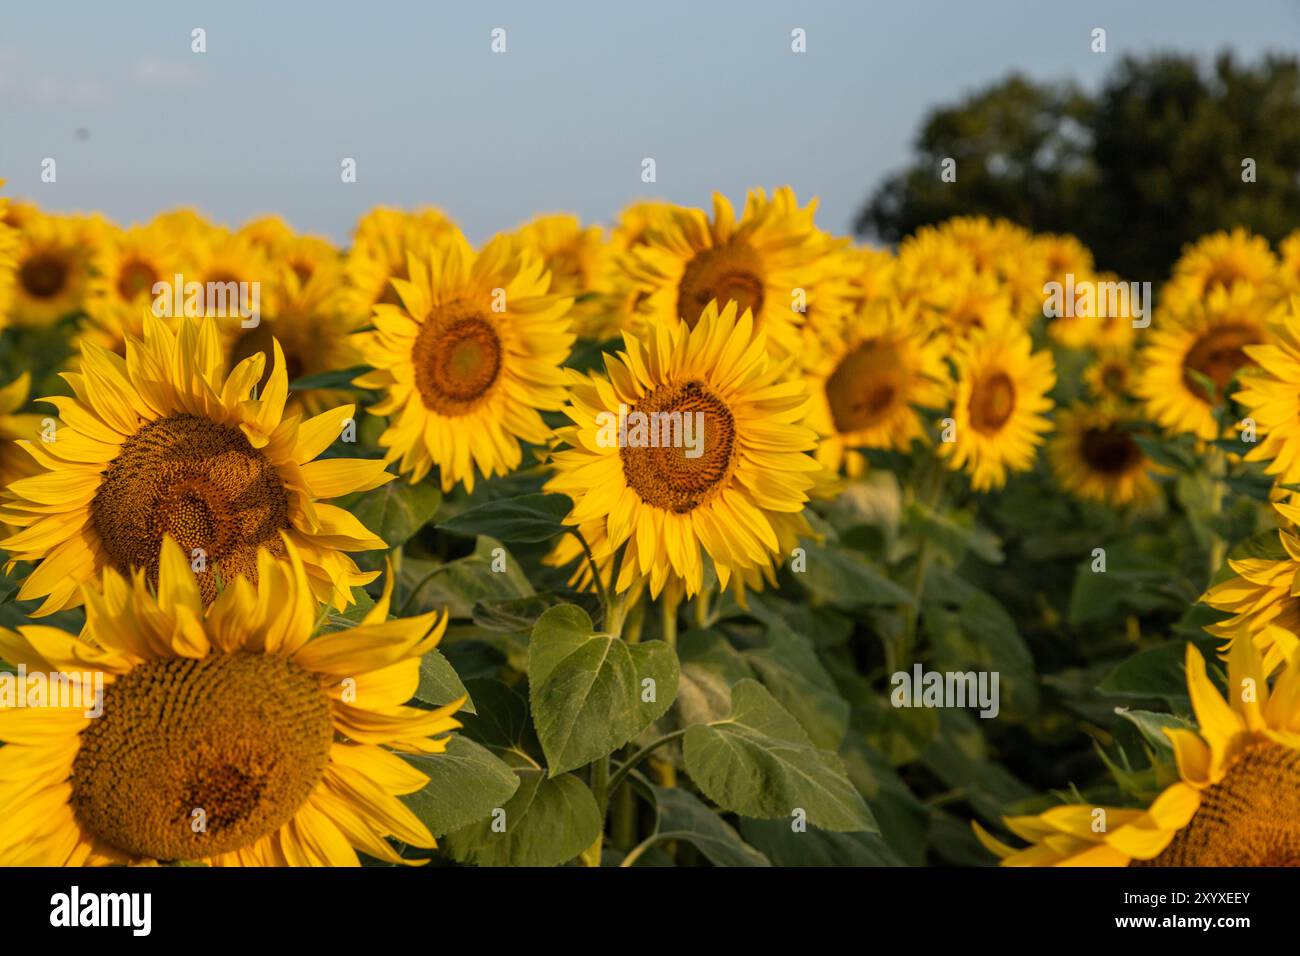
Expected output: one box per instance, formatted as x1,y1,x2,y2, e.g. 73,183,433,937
2,0,1296,244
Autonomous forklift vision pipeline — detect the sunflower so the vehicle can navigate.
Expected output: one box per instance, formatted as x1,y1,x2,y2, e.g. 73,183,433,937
9,210,100,328
619,188,831,358
187,228,274,326
0,180,15,320
1083,348,1137,403
513,213,616,340
975,638,1300,866
1202,497,1300,673
0,314,392,615
0,374,43,530
804,299,947,477
352,229,574,492
1233,297,1300,486
1135,284,1278,440
1280,231,1300,294
1049,404,1158,507
938,322,1055,491
1161,228,1281,316
83,220,188,353
843,245,896,309
925,270,1015,343
0,534,463,866
227,248,360,418
342,207,456,319
544,300,818,600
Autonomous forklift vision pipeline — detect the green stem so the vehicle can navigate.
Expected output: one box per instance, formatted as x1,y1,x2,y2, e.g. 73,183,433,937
570,529,612,631
607,728,687,797
396,567,443,618
661,592,680,647
619,835,658,868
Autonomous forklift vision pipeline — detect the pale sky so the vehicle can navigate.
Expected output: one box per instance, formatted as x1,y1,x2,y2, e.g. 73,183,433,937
2,0,1296,244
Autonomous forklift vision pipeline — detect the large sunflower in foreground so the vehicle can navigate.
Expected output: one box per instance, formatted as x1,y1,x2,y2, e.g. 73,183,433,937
1,315,392,615
9,210,99,328
352,231,574,491
804,299,947,477
975,638,1300,865
1049,404,1159,508
1201,497,1300,674
0,535,462,866
619,188,830,358
938,322,1056,492
1135,284,1277,440
544,300,818,600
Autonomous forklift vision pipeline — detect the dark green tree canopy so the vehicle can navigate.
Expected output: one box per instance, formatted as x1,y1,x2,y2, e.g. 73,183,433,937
857,53,1300,280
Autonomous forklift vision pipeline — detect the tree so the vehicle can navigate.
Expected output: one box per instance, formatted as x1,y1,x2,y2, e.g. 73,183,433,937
856,53,1300,280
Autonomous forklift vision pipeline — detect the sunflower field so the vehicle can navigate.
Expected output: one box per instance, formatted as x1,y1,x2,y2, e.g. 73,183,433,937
3,178,1300,870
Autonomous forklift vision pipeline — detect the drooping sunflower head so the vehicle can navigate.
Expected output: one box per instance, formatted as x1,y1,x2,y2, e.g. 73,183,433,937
352,229,575,492
976,637,1300,866
82,220,190,353
0,535,463,866
544,299,819,600
9,210,101,328
1049,403,1159,507
1136,283,1278,440
1,314,393,615
804,299,948,476
343,206,457,318
619,187,831,358
938,321,1056,492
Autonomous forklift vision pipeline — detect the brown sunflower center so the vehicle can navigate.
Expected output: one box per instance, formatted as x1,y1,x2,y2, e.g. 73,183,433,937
1101,364,1127,392
1181,323,1259,401
116,258,159,301
1135,743,1300,866
411,307,503,415
19,252,69,299
620,380,738,513
677,242,765,328
969,372,1016,434
1079,426,1144,476
825,339,904,433
71,653,334,861
89,414,291,604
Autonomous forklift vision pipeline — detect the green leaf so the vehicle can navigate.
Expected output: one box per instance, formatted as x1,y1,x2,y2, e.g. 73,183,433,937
1098,634,1222,709
455,678,542,764
919,709,1035,824
682,679,876,832
289,364,368,392
398,539,534,618
441,769,601,867
739,817,902,866
438,493,572,543
413,648,474,714
794,540,913,608
902,501,1003,565
400,737,519,836
638,783,771,867
343,481,442,549
471,591,602,635
743,625,850,749
528,604,679,774
1115,707,1194,763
